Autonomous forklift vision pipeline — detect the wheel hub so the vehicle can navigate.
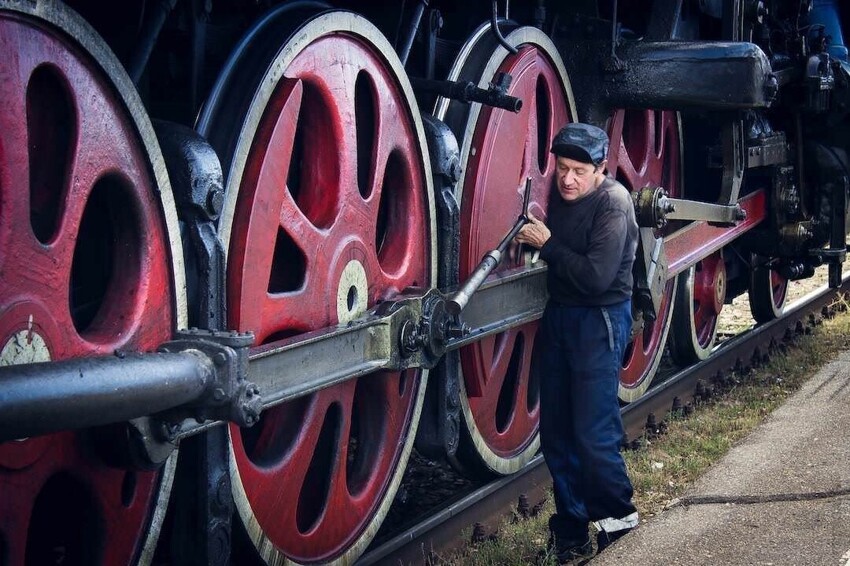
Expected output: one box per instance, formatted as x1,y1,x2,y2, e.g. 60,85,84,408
204,11,435,563
713,262,727,313
336,257,369,325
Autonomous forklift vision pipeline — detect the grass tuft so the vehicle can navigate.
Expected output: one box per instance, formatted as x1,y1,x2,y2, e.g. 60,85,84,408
435,293,850,566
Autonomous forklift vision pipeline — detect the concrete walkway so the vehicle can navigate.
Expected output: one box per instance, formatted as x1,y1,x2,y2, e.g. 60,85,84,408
591,351,850,566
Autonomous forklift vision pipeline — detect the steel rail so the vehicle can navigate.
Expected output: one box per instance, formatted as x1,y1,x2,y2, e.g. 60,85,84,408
358,274,850,565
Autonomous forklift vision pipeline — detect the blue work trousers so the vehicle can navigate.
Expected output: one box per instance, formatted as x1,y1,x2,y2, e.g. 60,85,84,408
537,299,636,543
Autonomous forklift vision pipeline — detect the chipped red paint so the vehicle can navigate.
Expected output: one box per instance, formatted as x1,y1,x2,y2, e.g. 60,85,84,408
225,33,431,563
606,109,681,390
0,13,174,565
458,45,571,459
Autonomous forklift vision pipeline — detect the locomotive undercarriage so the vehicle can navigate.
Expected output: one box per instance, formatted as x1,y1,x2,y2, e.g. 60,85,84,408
1,0,848,564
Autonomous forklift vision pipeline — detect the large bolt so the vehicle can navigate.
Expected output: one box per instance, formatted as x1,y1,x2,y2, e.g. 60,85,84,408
517,494,530,518
471,522,486,544
672,396,682,414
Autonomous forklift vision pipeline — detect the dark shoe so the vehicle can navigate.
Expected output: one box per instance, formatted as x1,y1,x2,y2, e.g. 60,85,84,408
549,535,593,563
596,527,632,553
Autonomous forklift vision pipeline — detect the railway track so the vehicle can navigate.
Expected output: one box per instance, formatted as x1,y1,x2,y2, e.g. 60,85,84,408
358,274,850,565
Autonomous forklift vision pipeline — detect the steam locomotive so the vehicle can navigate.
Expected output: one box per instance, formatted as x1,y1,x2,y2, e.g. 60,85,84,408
0,0,847,564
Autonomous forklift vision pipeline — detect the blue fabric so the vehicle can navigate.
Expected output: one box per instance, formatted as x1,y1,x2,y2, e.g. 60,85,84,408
537,299,636,543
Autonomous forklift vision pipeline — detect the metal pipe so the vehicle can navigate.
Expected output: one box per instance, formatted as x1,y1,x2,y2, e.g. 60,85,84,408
409,77,522,112
611,0,618,57
0,351,213,442
127,0,177,85
491,0,518,55
399,0,428,66
533,0,546,30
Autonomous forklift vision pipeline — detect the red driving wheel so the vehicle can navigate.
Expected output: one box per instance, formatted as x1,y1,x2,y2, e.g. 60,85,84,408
670,251,726,363
0,3,185,564
201,11,435,564
436,25,575,475
749,255,789,323
607,109,681,401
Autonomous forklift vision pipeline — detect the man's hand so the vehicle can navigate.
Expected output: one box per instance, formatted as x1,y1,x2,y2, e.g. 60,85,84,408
515,212,551,249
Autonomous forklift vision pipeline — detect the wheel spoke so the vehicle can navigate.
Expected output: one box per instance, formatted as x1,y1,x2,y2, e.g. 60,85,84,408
228,80,309,330
0,8,180,564
441,30,570,473
214,13,432,562
259,289,330,341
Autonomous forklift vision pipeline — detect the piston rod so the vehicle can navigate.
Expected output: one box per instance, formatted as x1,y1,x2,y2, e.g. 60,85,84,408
0,351,213,442
448,178,532,314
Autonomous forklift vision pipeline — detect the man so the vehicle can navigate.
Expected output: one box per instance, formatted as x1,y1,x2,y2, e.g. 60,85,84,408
515,122,639,562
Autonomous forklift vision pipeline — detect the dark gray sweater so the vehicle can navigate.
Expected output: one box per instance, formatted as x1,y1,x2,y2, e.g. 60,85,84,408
538,177,638,306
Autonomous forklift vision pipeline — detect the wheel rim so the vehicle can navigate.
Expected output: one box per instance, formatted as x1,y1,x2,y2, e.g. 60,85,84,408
437,26,576,474
671,251,726,363
607,109,680,401
206,12,435,564
0,3,185,565
749,256,788,323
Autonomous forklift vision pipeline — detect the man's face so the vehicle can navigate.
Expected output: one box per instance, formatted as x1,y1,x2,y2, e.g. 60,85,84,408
555,156,606,202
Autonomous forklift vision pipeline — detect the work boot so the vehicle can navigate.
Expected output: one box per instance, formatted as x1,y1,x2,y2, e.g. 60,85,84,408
594,511,639,553
546,534,593,564
595,526,632,553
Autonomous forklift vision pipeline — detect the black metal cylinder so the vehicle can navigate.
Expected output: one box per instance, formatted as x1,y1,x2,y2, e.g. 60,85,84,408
410,77,522,113
398,0,428,66
127,0,175,85
0,351,213,442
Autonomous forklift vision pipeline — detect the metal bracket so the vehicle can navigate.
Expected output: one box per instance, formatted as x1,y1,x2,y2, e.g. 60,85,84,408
826,174,848,287
633,228,668,322
746,132,789,168
719,119,746,205
154,119,234,565
154,120,227,329
159,329,260,427
633,186,745,228
410,76,523,113
98,329,259,470
416,113,461,460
